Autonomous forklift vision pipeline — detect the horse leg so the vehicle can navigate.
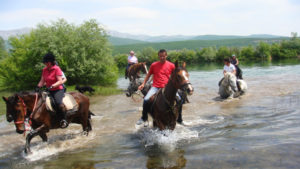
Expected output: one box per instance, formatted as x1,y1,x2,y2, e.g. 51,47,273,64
39,132,48,142
177,105,183,123
25,124,48,154
79,104,90,136
87,118,92,132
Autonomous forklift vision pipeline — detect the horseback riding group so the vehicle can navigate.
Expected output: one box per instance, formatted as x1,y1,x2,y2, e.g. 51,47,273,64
3,49,246,153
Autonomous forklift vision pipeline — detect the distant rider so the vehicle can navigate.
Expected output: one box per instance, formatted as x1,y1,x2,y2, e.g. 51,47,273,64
223,58,241,92
231,54,243,79
37,53,68,128
125,51,138,79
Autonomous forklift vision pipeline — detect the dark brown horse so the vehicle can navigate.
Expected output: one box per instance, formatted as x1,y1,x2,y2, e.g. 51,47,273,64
127,62,148,81
2,91,92,154
148,61,193,130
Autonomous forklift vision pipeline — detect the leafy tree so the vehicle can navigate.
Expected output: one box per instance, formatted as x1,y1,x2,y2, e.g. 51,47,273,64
198,47,217,62
137,47,157,64
216,46,231,61
270,43,281,60
177,49,196,64
168,50,180,63
240,46,255,60
255,42,271,60
0,19,118,90
114,54,128,68
0,36,8,60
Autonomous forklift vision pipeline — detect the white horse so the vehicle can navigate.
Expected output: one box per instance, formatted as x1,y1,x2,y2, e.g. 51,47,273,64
219,72,247,99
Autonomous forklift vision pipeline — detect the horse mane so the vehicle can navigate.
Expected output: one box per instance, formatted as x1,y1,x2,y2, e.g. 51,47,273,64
16,91,36,97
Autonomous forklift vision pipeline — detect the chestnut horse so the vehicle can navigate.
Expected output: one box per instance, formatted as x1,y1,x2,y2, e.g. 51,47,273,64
2,91,92,153
126,62,148,81
148,61,193,130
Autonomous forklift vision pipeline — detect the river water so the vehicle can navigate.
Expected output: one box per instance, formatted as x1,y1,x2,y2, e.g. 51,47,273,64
1,61,300,169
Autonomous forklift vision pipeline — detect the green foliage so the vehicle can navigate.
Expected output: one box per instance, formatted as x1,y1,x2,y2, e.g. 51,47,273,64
270,43,281,59
0,37,8,60
240,46,255,60
112,32,300,67
136,47,157,64
0,19,118,91
255,42,271,60
114,54,128,68
112,37,288,55
198,47,217,62
216,46,231,61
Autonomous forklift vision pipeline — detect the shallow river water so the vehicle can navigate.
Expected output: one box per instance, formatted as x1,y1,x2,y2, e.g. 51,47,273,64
1,62,300,169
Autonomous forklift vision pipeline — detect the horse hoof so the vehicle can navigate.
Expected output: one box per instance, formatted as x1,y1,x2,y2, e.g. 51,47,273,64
24,148,32,154
126,92,131,97
82,131,89,136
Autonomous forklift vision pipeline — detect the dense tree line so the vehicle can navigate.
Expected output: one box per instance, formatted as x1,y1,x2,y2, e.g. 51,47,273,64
113,33,300,67
0,19,118,90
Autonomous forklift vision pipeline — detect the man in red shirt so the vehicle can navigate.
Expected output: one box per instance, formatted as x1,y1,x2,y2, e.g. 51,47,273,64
136,49,175,126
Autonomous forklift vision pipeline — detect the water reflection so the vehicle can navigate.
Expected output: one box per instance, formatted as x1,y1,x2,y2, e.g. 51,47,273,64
145,146,186,169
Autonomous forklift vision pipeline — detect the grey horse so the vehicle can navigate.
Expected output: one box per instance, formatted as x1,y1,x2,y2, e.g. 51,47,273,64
219,72,247,99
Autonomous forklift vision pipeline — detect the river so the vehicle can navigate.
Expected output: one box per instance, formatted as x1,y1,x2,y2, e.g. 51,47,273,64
1,61,300,169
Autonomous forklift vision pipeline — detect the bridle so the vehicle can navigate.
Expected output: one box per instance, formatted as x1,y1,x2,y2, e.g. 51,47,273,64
14,93,38,126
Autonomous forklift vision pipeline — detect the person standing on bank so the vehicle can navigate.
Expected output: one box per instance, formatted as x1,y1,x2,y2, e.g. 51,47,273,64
136,49,176,126
125,50,138,79
37,53,68,128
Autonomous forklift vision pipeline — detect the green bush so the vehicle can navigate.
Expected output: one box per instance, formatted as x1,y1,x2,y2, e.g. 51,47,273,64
240,46,255,60
216,46,231,61
0,19,118,90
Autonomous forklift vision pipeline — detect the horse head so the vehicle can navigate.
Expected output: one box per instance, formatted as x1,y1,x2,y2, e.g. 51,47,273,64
2,94,27,134
171,61,194,95
224,72,237,91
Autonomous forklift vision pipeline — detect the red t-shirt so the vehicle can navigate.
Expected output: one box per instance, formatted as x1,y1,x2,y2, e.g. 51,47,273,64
149,61,175,88
42,65,63,91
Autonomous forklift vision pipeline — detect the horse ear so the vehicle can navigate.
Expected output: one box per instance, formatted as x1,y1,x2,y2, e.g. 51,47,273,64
182,62,186,68
175,60,178,68
2,96,8,103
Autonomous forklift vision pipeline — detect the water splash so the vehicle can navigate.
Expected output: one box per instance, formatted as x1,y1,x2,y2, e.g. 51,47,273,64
22,131,96,162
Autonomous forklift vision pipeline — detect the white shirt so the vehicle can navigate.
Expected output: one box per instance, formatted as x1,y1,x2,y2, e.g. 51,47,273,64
128,55,138,64
224,63,236,73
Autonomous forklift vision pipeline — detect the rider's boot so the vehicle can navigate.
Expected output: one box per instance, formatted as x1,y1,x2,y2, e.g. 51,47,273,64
58,104,68,128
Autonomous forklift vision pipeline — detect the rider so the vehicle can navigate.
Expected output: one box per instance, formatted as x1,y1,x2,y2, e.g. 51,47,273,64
125,51,138,79
136,49,176,126
231,54,243,79
223,58,236,76
37,52,68,128
223,58,241,92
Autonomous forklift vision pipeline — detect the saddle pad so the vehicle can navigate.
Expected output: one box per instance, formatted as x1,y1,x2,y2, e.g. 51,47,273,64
45,93,78,112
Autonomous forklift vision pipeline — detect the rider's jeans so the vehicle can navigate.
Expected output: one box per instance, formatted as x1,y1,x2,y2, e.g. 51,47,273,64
144,87,160,101
144,86,181,102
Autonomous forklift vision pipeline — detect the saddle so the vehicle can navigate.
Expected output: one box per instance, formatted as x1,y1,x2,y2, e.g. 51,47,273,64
44,93,78,115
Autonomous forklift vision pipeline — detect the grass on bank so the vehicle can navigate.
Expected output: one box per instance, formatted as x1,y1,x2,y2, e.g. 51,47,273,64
0,85,123,116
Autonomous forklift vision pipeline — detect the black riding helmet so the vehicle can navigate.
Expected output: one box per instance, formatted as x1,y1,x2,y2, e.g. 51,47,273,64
43,52,56,63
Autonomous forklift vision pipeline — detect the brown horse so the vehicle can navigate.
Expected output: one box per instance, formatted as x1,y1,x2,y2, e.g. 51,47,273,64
2,91,92,154
127,62,148,81
148,61,193,130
